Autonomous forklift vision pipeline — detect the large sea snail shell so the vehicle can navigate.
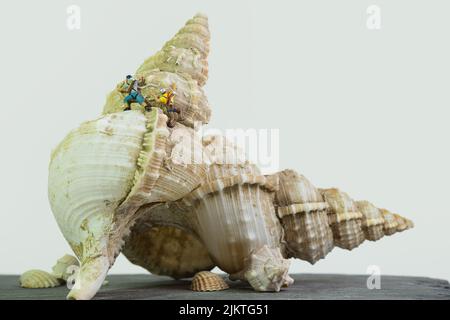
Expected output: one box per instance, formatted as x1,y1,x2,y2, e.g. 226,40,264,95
44,13,414,300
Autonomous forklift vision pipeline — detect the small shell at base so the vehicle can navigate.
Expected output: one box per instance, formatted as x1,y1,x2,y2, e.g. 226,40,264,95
191,271,229,292
52,254,79,281
20,270,61,288
240,245,293,292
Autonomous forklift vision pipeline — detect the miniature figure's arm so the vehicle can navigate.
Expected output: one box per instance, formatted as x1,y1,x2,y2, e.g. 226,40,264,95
117,81,129,94
137,76,146,87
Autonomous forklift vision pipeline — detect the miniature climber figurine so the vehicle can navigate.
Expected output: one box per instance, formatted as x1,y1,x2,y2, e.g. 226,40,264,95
158,83,180,127
119,75,152,111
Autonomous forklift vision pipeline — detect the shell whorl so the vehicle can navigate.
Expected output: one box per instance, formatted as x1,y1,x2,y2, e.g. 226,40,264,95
271,170,414,262
319,188,366,250
273,170,333,264
355,200,385,241
138,13,210,85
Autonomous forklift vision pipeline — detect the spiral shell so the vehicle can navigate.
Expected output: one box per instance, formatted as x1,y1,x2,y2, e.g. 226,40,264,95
274,170,333,264
43,13,414,300
52,254,79,281
20,270,61,289
191,271,229,292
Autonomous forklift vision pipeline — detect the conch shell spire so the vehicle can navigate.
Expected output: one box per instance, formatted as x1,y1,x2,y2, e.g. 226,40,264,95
103,13,211,127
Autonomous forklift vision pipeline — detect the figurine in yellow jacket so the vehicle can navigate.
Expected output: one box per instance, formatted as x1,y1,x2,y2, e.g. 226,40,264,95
159,84,176,106
158,83,180,127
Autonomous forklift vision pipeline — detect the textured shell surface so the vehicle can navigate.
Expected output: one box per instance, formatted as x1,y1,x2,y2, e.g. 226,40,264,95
137,71,211,128
104,13,211,127
356,201,385,226
320,188,365,250
48,110,169,300
320,188,363,223
113,109,169,217
356,200,385,241
201,135,264,192
274,170,333,264
394,214,408,232
20,270,61,289
52,254,79,281
137,46,208,87
191,271,229,292
48,111,152,299
380,208,399,235
170,136,283,274
275,170,325,207
43,13,414,300
141,123,210,203
239,245,293,292
202,134,249,166
123,221,215,279
190,180,282,273
48,111,148,257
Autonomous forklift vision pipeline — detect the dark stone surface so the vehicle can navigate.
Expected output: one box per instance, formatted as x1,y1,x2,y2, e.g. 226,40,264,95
1,274,449,300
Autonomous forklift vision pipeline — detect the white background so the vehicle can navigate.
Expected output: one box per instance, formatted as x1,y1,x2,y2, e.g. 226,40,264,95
0,0,449,282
